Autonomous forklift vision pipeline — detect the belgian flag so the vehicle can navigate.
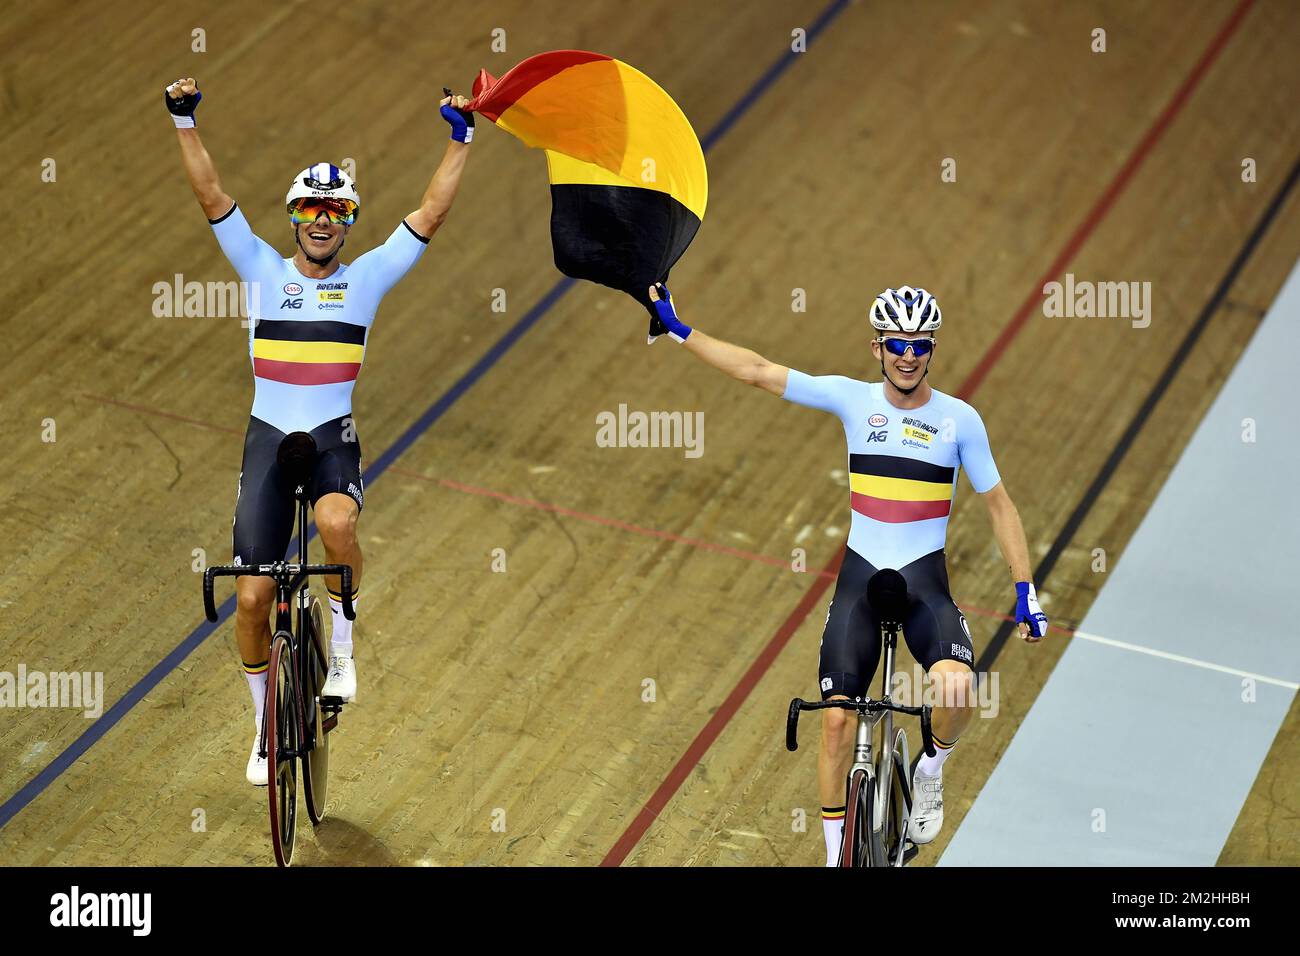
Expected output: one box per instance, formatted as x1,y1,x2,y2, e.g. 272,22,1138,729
469,51,708,337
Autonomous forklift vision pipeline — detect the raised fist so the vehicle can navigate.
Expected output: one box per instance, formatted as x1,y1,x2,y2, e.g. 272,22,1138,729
164,77,202,124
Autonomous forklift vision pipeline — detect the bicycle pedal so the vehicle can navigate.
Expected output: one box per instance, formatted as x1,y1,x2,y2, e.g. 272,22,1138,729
902,842,919,865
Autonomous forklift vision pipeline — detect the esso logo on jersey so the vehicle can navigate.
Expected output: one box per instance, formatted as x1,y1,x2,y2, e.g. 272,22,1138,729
869,414,888,428
283,282,303,296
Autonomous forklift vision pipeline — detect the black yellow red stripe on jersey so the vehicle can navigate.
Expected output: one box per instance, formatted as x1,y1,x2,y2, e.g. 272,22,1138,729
251,319,366,387
848,454,955,524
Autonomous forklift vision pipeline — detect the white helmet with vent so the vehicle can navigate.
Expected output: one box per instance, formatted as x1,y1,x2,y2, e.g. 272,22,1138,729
870,286,942,333
285,163,360,218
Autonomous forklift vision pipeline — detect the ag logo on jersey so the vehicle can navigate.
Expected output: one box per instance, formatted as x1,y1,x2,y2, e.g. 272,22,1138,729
866,430,888,443
280,298,303,309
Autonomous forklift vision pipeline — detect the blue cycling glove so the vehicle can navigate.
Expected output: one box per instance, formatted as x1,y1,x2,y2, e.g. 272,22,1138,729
650,283,693,344
164,80,202,128
1015,581,1049,639
440,87,475,143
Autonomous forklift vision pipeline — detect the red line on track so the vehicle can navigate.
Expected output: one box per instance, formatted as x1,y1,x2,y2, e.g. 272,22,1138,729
81,393,243,435
389,465,1063,631
601,546,844,867
389,466,800,573
600,0,1254,866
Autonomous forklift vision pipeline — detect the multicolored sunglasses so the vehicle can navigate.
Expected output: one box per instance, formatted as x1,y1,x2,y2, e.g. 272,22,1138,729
288,197,358,226
878,336,936,357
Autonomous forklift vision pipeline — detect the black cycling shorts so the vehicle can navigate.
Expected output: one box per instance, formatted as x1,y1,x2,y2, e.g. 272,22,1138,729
818,547,974,699
231,414,364,565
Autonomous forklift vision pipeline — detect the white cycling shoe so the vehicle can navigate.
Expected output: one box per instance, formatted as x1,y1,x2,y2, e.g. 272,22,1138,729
246,733,268,787
322,655,356,702
909,762,944,845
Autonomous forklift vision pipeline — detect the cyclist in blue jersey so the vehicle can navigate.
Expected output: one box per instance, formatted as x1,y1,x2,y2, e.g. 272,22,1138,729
647,283,1049,864
165,76,475,785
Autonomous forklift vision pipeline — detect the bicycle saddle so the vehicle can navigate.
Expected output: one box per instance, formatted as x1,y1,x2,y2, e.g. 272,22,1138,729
866,568,909,624
276,432,318,493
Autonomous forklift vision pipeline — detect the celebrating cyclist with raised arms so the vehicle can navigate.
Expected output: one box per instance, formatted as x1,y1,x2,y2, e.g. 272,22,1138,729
165,76,475,785
647,283,1049,864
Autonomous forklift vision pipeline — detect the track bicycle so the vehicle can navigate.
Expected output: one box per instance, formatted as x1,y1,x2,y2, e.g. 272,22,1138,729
787,567,935,867
203,431,355,866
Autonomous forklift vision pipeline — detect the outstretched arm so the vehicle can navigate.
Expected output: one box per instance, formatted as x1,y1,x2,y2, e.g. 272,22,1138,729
405,93,473,239
166,78,233,220
648,284,789,396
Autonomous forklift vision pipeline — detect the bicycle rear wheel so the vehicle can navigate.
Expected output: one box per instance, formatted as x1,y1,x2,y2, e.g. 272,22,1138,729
266,632,299,867
300,597,331,825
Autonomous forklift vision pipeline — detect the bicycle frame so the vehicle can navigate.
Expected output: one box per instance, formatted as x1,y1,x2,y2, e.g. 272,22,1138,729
204,476,354,706
848,621,898,817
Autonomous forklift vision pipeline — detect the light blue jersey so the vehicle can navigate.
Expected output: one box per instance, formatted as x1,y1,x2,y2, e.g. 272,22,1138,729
209,204,428,433
783,370,1001,569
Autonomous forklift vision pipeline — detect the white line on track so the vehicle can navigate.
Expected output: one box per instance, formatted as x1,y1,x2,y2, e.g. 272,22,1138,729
1073,631,1299,690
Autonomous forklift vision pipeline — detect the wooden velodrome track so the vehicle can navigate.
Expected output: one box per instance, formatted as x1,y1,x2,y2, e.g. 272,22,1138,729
2,0,1298,866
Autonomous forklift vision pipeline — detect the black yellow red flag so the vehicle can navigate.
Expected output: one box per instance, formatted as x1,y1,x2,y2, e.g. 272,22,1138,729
469,51,707,339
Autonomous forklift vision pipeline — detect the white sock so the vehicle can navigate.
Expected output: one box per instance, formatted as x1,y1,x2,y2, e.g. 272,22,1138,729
243,664,267,732
917,739,955,777
328,594,355,657
822,808,845,866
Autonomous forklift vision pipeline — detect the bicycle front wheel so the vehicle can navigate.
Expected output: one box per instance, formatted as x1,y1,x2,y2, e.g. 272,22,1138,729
839,770,886,867
266,632,299,867
301,597,331,825
886,729,911,866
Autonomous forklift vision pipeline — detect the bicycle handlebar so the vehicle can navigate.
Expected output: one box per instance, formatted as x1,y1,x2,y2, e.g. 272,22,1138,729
785,697,936,758
203,563,354,622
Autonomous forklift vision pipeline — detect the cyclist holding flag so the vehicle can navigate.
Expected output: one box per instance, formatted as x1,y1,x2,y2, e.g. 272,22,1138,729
166,76,475,785
647,283,1049,864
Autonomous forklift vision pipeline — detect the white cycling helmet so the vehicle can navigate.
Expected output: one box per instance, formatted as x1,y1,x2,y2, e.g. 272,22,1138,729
870,286,942,333
285,162,360,219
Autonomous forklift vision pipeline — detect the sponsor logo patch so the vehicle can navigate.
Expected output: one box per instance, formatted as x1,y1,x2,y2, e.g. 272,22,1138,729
950,642,973,663
820,677,834,692
903,425,933,443
868,413,888,428
866,430,888,443
902,416,939,435
283,282,303,296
